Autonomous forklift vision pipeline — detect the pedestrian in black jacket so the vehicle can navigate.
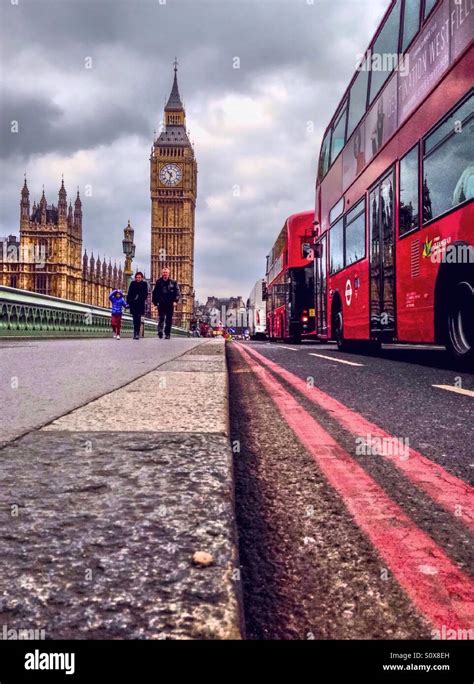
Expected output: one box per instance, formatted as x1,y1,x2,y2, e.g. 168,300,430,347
127,272,149,339
152,267,180,339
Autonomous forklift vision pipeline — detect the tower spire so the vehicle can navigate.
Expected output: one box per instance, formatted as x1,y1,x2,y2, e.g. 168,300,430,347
58,175,67,220
165,59,184,112
74,186,82,232
21,176,29,197
20,176,30,226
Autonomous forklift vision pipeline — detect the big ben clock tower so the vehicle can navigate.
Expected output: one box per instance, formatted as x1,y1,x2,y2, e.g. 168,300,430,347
150,59,197,329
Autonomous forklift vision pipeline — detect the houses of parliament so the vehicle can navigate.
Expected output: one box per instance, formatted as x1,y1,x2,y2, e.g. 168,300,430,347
0,62,197,327
0,179,126,307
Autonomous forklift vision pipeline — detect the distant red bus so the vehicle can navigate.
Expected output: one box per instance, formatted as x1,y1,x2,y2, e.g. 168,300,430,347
266,211,316,343
313,0,473,366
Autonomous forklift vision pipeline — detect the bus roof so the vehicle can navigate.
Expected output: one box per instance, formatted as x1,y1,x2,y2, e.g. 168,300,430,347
316,0,472,199
286,210,315,228
318,0,397,149
267,211,314,278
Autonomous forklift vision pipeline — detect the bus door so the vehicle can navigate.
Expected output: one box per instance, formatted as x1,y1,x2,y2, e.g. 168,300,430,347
314,235,328,336
369,169,396,338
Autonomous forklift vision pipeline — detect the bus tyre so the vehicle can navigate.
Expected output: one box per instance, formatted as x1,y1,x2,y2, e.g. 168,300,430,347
333,305,348,352
446,276,474,368
288,329,302,345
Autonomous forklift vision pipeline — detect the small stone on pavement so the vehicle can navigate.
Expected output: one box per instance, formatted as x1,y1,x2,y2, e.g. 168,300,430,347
192,551,214,567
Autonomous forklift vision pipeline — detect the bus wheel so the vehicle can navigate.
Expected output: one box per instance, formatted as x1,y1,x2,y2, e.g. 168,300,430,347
333,305,347,351
447,277,474,367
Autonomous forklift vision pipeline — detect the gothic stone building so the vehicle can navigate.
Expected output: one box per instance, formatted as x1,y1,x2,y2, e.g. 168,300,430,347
0,179,125,307
150,62,197,329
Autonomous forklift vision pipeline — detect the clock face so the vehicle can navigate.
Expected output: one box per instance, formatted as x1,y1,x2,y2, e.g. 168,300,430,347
159,163,183,187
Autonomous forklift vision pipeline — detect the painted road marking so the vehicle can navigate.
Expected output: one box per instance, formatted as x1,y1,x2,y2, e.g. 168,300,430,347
236,343,474,631
281,346,299,352
383,344,445,351
242,344,474,531
433,385,474,398
309,353,364,367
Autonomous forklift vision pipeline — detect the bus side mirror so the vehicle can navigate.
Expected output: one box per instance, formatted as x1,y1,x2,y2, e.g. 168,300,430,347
262,283,268,301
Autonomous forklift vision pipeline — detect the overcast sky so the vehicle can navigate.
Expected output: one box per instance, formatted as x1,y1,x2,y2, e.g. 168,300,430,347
0,0,389,301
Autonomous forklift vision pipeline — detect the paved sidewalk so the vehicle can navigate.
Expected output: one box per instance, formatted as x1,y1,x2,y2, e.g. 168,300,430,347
0,339,243,639
0,337,204,445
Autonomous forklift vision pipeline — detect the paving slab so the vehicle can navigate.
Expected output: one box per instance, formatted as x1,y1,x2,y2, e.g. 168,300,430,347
42,370,228,434
186,343,225,356
0,337,204,446
158,358,225,372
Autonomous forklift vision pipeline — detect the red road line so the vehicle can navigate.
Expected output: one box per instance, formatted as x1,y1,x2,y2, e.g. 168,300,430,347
240,344,474,532
235,344,474,631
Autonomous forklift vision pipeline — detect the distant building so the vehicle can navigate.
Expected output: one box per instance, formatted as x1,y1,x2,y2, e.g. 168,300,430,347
0,179,125,307
198,295,247,332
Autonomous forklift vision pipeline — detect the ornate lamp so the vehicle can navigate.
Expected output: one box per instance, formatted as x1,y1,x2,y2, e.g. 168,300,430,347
122,220,135,288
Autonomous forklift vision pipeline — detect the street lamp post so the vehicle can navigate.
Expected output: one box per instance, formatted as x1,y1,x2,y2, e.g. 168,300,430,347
122,220,136,290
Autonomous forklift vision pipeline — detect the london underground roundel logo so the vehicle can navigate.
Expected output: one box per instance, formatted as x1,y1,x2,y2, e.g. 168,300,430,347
345,279,353,306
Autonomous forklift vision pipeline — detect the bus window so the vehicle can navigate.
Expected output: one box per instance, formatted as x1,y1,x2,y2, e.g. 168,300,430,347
402,0,421,53
329,218,344,274
330,103,348,165
423,96,474,223
424,95,473,155
319,130,331,180
399,145,420,236
347,66,369,140
289,265,315,314
329,197,344,224
302,242,313,260
424,0,438,21
369,0,402,105
345,200,366,266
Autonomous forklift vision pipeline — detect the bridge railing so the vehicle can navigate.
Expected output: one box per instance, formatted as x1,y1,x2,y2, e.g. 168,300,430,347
0,286,188,338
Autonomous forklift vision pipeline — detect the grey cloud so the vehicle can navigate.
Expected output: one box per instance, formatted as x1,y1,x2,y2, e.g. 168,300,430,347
0,0,389,300
0,88,151,159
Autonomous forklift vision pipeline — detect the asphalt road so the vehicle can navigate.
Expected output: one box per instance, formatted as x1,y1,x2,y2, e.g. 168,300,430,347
228,341,473,640
0,337,203,446
245,342,474,482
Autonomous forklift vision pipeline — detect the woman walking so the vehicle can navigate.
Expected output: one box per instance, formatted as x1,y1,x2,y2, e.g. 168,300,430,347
127,272,149,340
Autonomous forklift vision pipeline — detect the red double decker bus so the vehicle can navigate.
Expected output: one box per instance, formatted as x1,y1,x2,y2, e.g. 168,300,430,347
266,211,316,343
313,0,473,366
